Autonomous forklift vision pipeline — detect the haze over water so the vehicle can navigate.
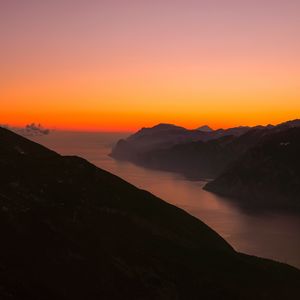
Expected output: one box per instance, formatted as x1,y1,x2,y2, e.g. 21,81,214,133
32,131,300,269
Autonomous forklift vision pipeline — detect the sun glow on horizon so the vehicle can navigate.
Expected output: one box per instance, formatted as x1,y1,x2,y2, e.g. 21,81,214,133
1,0,299,131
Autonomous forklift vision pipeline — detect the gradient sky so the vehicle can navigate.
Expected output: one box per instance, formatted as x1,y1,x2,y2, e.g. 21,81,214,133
1,0,299,131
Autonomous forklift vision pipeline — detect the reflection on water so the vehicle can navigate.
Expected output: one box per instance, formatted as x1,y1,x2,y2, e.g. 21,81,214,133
32,131,300,268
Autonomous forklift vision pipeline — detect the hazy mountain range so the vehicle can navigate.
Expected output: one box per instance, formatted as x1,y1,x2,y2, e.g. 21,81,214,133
111,119,300,212
1,126,300,299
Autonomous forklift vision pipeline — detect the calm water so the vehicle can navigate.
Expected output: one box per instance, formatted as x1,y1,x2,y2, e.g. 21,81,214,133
32,131,300,269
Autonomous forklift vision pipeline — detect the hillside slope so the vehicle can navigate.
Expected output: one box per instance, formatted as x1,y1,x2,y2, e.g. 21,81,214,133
205,127,300,212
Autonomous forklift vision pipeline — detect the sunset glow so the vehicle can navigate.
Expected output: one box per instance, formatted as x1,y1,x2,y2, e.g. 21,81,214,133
1,0,299,131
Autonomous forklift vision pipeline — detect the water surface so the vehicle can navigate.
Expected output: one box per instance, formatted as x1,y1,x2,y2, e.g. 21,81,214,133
32,131,300,268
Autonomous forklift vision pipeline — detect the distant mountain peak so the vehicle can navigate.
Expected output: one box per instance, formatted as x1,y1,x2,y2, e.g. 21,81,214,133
152,123,185,130
197,125,213,132
135,123,187,135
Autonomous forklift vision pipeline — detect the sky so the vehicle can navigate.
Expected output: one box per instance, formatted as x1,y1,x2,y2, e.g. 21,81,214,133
1,0,300,131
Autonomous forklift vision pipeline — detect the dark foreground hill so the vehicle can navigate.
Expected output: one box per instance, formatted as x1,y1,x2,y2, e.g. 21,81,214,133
204,127,300,212
0,127,300,299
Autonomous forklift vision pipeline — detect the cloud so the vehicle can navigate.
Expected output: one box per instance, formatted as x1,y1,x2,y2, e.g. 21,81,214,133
1,123,51,136
23,123,50,136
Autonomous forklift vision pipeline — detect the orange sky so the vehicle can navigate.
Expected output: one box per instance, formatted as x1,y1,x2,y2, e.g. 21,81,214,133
1,1,299,131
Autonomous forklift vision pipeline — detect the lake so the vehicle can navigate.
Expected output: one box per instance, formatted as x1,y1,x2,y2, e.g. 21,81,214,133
31,131,300,269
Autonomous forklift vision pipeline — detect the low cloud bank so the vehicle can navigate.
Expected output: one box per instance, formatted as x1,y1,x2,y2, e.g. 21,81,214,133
1,123,51,136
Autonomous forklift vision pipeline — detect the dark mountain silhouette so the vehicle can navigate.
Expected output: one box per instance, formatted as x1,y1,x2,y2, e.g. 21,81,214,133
132,127,276,179
197,125,213,132
111,120,300,181
277,119,300,130
110,123,252,166
212,126,252,139
1,126,300,299
110,123,214,162
204,127,300,212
